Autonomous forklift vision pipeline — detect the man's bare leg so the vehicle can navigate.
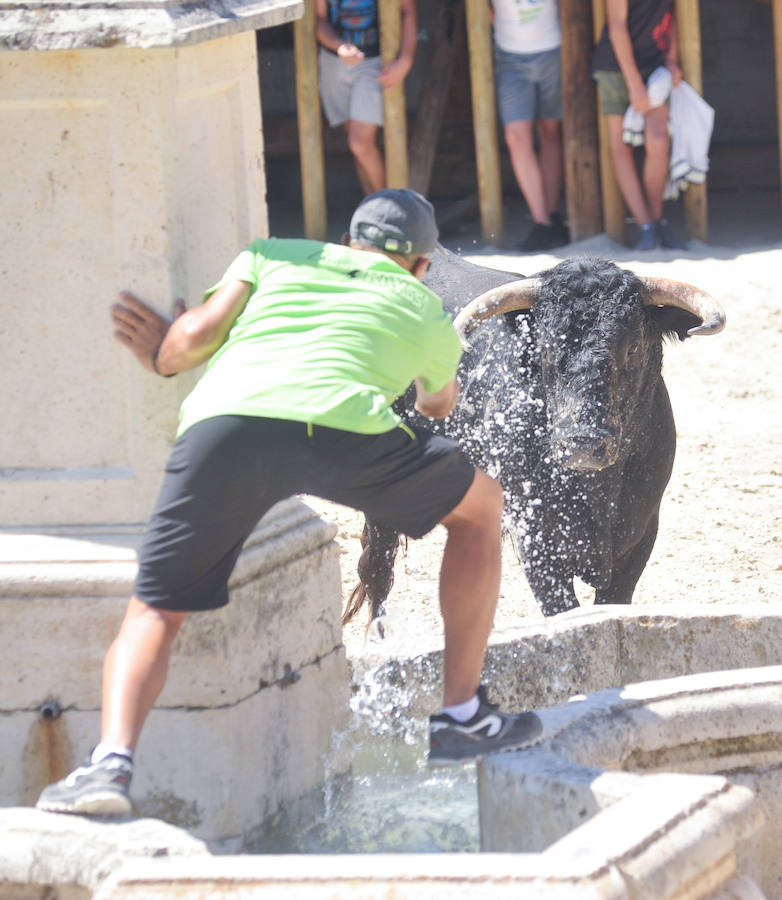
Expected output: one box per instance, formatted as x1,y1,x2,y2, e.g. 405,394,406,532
101,596,188,752
36,595,187,813
438,469,504,707
606,114,652,225
505,119,550,224
642,105,670,222
346,120,385,194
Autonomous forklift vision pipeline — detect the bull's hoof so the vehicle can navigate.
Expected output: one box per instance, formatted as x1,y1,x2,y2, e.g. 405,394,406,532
365,615,389,644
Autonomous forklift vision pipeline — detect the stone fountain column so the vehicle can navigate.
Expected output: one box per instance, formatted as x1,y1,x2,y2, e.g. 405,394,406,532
0,1,350,846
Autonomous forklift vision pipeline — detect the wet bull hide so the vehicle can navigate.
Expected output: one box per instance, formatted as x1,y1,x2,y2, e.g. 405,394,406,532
344,249,725,628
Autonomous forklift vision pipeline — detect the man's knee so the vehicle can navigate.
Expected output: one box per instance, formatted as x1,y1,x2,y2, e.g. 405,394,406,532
644,124,669,157
122,596,188,638
645,109,669,153
537,119,561,145
442,469,504,533
504,121,533,152
347,122,379,159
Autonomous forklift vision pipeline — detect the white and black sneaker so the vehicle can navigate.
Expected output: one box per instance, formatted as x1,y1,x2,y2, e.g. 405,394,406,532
36,753,133,816
428,685,543,766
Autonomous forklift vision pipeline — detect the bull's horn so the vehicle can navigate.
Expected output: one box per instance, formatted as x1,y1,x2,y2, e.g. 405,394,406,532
641,276,726,336
453,278,542,338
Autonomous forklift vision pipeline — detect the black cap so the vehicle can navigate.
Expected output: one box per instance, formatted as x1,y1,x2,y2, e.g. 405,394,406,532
349,189,439,256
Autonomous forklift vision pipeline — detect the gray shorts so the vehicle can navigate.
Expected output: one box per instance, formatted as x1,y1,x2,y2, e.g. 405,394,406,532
318,48,384,127
134,415,475,611
495,45,562,126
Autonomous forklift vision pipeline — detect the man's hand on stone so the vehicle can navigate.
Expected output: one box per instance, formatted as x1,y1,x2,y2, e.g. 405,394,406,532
111,291,186,373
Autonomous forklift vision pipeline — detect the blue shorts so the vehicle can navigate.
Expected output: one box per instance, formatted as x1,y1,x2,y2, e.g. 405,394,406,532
318,48,384,127
495,45,562,126
134,415,475,611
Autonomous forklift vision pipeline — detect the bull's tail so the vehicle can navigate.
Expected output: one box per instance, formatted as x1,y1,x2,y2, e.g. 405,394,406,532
342,581,367,624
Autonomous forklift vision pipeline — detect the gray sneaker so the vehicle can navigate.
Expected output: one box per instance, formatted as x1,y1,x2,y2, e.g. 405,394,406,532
428,685,543,766
36,753,133,816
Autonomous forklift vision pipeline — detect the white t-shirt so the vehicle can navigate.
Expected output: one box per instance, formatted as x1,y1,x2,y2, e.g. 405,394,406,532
492,0,561,55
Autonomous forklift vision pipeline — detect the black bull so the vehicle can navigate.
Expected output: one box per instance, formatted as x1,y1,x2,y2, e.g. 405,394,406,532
344,250,725,625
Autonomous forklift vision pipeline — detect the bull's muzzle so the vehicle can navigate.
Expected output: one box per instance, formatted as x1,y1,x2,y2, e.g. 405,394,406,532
554,428,620,472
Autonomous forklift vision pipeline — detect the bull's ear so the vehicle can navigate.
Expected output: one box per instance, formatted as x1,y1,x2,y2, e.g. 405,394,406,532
646,306,701,342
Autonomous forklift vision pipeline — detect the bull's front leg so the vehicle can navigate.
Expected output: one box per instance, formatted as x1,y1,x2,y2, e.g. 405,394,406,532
508,518,580,617
343,517,402,639
595,512,659,605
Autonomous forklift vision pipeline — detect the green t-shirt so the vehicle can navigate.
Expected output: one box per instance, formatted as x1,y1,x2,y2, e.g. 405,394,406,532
177,238,462,437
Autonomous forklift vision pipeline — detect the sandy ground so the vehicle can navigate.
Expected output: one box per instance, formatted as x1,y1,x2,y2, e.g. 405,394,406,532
303,234,782,662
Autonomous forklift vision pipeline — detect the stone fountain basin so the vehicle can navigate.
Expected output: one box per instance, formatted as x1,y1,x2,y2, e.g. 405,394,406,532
3,604,782,898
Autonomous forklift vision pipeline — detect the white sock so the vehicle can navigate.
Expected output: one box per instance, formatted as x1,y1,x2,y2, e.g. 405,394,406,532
441,694,480,722
91,743,134,765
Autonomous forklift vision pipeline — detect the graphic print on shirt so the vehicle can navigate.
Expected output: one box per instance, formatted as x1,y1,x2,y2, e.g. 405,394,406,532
328,0,379,55
652,10,673,53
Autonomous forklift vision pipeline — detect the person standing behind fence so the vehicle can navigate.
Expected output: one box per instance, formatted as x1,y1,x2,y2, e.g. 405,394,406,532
316,0,418,195
592,0,687,251
490,0,568,251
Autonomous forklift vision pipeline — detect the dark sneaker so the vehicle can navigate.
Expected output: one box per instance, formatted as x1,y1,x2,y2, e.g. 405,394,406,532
634,223,658,251
656,217,687,250
36,753,133,816
550,211,570,246
519,222,561,252
428,685,543,766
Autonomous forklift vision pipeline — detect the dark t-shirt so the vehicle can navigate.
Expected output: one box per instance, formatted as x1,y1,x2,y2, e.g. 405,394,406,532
328,0,380,56
592,0,674,75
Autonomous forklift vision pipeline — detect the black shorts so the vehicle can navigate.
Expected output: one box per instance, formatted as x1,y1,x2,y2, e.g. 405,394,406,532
134,415,475,612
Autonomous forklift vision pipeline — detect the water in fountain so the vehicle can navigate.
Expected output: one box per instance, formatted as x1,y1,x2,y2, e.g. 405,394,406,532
247,666,480,854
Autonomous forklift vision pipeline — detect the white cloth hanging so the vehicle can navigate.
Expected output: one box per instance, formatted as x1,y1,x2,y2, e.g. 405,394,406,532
665,80,715,200
621,66,672,146
621,68,715,201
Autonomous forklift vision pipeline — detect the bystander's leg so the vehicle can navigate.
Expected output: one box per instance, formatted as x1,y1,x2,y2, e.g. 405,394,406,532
345,120,385,194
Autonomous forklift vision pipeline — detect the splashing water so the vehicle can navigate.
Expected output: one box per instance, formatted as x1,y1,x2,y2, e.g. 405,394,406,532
247,665,480,854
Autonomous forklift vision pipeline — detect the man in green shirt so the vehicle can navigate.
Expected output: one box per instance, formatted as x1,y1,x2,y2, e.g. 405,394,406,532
37,190,542,816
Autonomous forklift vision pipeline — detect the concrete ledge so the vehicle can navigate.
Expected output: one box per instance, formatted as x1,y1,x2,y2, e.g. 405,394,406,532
0,0,304,51
0,777,765,899
79,777,760,899
0,808,208,898
348,604,782,728
479,666,782,897
1,499,350,844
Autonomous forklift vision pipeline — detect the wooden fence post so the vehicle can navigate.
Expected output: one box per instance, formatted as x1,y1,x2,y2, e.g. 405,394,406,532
294,0,327,239
676,0,708,242
378,0,409,188
592,0,626,243
465,0,503,244
560,0,603,240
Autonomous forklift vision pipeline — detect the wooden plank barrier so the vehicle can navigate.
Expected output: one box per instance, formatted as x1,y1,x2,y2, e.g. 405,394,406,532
294,0,327,240
676,0,708,242
379,0,409,188
465,0,503,244
560,0,603,241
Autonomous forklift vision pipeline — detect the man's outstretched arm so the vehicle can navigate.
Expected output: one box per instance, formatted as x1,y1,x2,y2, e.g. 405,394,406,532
111,279,252,376
414,377,460,419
